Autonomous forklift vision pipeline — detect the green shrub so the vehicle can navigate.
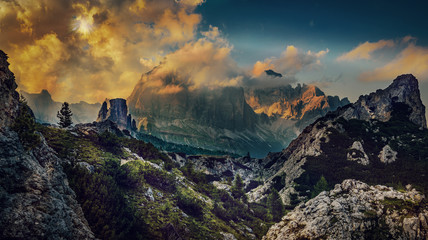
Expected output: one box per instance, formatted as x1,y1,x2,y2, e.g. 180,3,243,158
98,131,122,154
176,188,204,219
12,98,40,150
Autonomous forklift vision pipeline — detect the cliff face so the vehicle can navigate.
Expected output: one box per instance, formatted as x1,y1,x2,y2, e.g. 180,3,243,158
127,69,348,157
128,82,258,132
0,50,19,128
0,50,95,239
264,179,428,240
96,98,136,130
245,84,350,129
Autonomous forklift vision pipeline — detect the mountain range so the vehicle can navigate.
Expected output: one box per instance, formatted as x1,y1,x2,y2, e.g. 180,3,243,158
20,90,101,124
127,69,349,157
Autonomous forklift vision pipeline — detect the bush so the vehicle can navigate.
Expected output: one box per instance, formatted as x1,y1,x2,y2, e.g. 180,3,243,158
176,188,204,219
267,189,285,222
12,98,40,149
98,131,122,154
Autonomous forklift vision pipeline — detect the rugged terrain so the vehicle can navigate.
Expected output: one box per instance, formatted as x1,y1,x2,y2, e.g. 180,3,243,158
264,179,428,240
249,74,428,205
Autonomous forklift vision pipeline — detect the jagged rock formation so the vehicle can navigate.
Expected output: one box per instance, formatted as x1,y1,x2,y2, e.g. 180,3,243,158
343,74,426,128
249,74,428,204
96,98,136,130
20,90,101,124
0,50,19,127
0,50,95,239
245,84,350,129
264,179,428,240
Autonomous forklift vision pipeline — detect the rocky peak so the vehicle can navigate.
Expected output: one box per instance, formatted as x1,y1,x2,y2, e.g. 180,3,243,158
97,98,135,130
245,84,349,123
0,50,20,128
263,179,428,240
343,74,426,128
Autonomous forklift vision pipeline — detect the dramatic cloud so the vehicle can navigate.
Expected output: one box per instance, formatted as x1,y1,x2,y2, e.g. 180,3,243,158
247,45,329,88
337,39,395,61
251,45,329,77
139,26,243,94
360,44,428,82
0,0,203,103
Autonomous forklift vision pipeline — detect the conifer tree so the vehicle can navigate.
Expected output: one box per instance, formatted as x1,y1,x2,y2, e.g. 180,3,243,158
267,188,285,222
57,102,73,128
311,175,329,198
231,174,247,202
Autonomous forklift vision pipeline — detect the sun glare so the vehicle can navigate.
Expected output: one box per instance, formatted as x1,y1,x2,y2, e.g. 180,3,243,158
72,16,93,36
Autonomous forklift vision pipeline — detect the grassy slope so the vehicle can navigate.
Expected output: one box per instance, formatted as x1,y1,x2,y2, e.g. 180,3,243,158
37,125,272,239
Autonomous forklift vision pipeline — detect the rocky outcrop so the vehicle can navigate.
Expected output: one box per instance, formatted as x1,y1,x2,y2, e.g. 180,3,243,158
0,50,95,239
0,50,19,127
264,179,428,240
378,145,397,164
343,74,426,128
20,90,101,124
346,141,369,165
0,131,95,239
97,98,136,130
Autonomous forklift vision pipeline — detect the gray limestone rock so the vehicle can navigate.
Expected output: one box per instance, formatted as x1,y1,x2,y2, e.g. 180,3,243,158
263,179,428,240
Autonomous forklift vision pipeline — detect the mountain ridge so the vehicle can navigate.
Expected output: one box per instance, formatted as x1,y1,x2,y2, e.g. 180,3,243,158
249,74,428,204
20,90,101,124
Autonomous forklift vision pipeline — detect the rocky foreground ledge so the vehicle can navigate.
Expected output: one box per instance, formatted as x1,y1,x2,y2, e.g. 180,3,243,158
264,179,428,240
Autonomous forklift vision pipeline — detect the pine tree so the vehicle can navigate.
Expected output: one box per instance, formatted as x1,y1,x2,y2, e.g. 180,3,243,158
311,175,329,198
267,188,285,222
231,174,247,202
57,102,73,128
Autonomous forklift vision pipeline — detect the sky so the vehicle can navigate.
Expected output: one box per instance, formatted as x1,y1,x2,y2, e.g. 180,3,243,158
1,0,428,119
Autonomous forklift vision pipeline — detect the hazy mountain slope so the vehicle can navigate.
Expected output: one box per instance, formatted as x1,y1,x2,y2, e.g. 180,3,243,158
21,90,101,124
249,74,428,204
127,69,349,157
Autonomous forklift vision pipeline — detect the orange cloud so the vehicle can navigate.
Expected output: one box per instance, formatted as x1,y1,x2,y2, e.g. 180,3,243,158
252,45,329,77
157,84,184,94
135,27,244,95
337,40,394,61
252,60,274,77
359,44,428,82
0,0,203,103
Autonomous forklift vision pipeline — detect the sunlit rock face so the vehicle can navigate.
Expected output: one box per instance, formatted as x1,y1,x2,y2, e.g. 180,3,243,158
245,84,350,129
263,179,428,240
